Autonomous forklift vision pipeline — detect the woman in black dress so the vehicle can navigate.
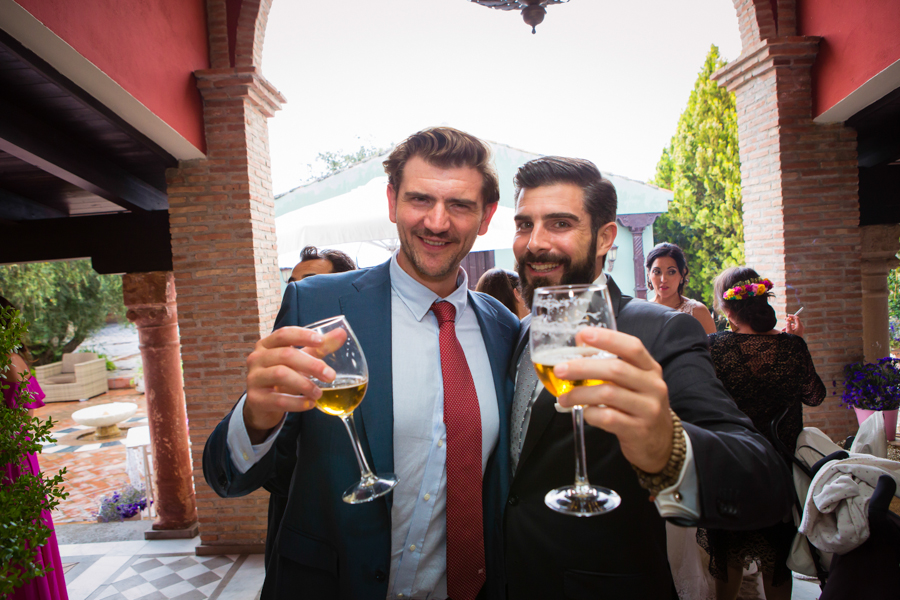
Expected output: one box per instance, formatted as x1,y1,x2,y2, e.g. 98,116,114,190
697,266,825,600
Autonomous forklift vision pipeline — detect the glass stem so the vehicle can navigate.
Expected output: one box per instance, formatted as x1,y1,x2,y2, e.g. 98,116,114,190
341,413,374,480
571,405,592,492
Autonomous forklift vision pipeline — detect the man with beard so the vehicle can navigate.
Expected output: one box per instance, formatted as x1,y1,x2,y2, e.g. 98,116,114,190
203,127,519,600
504,156,792,599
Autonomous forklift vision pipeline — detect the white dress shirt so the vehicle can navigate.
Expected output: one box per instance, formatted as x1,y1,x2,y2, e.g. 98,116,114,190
226,253,499,599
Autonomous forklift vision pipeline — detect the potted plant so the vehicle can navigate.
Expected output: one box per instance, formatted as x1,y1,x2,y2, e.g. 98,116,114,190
95,484,149,522
838,357,900,441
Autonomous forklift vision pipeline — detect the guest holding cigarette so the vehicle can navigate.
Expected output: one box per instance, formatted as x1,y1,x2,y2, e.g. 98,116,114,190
697,267,825,600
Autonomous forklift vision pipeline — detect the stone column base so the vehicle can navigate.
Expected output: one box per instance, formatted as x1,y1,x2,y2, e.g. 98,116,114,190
196,543,266,556
144,521,200,540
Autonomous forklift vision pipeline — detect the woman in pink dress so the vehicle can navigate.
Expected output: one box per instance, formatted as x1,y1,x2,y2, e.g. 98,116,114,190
2,296,68,600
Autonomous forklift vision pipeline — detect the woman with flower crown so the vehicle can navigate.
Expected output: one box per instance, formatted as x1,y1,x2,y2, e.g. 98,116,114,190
645,242,717,334
696,266,825,600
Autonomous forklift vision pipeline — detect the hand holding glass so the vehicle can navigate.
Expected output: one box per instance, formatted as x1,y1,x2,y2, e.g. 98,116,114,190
530,284,621,516
306,315,398,504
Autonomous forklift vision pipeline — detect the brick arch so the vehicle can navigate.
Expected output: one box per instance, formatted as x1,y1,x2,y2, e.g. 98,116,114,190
233,0,273,69
206,0,273,69
731,0,797,50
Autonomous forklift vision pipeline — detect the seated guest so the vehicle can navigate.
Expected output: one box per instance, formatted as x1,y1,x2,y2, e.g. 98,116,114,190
646,242,716,334
476,268,528,319
288,245,356,282
697,266,825,600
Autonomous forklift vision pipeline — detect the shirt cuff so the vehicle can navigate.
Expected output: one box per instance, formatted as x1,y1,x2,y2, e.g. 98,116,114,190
654,429,700,520
226,394,285,474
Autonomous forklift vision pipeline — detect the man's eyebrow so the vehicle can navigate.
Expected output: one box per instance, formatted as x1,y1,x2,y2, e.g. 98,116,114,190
402,190,435,201
543,212,581,221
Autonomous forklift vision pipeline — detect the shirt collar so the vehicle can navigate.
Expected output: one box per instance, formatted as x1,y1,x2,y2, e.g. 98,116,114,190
593,272,608,286
389,251,469,323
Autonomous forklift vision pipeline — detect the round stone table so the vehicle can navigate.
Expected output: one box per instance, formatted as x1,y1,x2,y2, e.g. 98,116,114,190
72,402,138,439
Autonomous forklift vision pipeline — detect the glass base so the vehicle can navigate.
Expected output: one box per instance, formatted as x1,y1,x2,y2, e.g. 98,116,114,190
342,473,399,504
544,484,621,517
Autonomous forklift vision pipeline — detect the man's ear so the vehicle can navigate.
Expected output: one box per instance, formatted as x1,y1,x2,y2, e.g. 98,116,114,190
594,221,617,278
387,184,398,224
478,201,499,236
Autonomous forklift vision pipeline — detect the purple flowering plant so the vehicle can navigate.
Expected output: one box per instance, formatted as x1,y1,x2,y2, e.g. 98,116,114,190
836,357,900,411
95,484,149,522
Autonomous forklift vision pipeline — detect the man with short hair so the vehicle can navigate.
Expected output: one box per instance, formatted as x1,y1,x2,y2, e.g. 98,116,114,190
204,127,519,600
504,156,792,599
288,245,356,282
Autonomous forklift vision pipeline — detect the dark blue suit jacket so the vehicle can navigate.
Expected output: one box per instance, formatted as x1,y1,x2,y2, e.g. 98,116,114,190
203,260,519,600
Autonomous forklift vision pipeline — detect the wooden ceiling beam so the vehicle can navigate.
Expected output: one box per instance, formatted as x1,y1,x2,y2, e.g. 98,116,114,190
0,97,168,212
0,187,66,220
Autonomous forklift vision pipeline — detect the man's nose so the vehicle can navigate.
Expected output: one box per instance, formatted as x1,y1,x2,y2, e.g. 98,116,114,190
423,203,450,233
526,223,552,253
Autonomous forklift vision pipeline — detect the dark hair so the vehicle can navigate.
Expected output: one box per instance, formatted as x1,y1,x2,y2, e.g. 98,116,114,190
513,156,617,237
475,268,520,316
645,242,690,296
299,245,356,273
713,266,777,332
383,127,500,207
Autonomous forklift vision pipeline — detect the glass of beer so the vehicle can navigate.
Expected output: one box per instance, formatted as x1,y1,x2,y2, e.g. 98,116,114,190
530,284,621,516
307,315,398,504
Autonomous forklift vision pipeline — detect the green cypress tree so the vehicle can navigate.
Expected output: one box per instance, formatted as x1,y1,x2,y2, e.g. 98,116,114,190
651,45,744,309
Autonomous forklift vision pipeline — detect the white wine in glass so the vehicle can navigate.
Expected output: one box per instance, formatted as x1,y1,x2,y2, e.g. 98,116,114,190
531,284,621,517
307,315,398,504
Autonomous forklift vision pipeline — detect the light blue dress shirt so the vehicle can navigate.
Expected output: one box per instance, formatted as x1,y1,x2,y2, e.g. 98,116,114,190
226,253,499,600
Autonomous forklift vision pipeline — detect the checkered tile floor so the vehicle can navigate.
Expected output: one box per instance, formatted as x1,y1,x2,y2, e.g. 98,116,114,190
87,554,244,600
42,416,149,454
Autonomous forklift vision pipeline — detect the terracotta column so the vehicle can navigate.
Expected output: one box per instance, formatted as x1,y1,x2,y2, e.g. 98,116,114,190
860,225,900,363
617,214,660,299
123,271,198,535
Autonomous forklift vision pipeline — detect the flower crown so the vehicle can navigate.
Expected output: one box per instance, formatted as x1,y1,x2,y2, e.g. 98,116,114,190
722,278,774,301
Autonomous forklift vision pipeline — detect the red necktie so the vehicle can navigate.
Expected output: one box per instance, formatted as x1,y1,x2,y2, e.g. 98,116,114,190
432,301,486,600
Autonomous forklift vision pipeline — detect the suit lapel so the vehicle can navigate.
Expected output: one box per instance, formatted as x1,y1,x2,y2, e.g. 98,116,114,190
514,317,559,473
339,262,394,493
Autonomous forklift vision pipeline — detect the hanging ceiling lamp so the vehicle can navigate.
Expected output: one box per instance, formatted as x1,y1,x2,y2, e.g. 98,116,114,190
470,0,570,34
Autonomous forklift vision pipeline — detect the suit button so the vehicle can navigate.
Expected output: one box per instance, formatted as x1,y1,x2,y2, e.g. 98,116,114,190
508,495,519,506
374,570,386,582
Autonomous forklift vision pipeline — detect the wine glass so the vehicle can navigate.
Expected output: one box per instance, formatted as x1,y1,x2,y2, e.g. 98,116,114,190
306,315,398,504
530,284,621,517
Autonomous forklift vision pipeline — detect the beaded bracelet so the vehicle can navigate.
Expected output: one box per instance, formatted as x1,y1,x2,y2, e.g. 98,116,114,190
632,409,686,500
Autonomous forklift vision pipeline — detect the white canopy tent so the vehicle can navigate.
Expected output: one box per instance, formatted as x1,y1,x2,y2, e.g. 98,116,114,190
276,176,517,269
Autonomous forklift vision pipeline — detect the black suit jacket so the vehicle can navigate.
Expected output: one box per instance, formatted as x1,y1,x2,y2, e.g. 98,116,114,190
503,278,792,600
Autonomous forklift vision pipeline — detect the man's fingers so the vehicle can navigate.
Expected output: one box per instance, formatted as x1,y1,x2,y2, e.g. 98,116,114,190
305,328,347,359
258,326,325,350
248,364,325,400
247,388,318,415
575,327,659,373
554,354,654,396
248,345,336,383
559,382,662,421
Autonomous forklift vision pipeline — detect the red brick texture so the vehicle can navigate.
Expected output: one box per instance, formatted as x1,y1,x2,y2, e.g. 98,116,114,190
168,0,285,551
717,3,861,439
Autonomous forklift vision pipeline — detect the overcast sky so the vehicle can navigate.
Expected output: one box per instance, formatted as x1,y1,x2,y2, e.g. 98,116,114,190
262,0,743,196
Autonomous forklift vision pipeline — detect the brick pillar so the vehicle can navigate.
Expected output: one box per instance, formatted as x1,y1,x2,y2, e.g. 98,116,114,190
860,225,900,362
715,35,861,439
123,271,198,534
167,61,285,550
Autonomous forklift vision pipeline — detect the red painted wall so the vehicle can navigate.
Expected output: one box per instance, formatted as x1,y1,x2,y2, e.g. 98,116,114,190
15,0,208,153
798,0,900,118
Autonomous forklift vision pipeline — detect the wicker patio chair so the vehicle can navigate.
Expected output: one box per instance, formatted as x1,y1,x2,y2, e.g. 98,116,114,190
34,352,109,402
